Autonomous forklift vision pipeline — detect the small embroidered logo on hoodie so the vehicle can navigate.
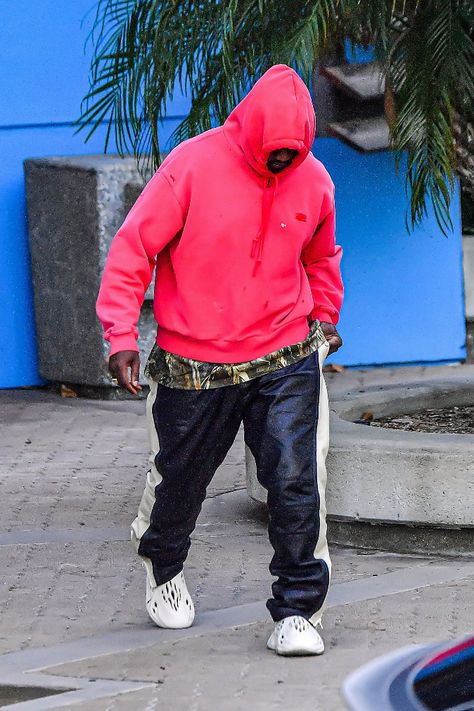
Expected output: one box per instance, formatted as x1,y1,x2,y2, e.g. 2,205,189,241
296,213,307,222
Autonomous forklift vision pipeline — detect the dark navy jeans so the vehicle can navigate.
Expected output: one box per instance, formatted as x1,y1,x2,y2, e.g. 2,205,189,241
132,345,331,622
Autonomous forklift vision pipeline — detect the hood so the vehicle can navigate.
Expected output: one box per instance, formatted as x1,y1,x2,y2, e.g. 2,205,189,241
223,64,316,177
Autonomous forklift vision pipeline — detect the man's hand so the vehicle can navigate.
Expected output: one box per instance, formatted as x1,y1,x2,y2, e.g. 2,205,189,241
320,321,343,355
109,350,142,395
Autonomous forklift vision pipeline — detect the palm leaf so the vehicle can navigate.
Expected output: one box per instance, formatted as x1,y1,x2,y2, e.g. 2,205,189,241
77,0,474,235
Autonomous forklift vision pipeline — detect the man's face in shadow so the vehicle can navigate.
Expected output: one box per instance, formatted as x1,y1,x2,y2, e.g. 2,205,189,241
267,148,298,174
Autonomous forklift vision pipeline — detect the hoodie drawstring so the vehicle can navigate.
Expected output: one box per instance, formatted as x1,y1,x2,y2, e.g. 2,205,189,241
251,176,277,271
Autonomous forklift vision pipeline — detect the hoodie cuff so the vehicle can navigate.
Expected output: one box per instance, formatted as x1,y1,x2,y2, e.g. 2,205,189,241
108,333,140,357
312,310,338,325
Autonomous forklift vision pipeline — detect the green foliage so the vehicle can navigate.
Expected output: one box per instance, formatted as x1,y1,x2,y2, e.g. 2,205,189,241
386,0,474,235
77,0,474,235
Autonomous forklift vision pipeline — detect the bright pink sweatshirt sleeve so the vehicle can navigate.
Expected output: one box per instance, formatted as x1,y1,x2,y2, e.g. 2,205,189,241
301,182,343,325
96,172,184,356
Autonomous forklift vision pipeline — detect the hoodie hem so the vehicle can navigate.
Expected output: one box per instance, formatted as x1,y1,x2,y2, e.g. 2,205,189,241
156,317,311,363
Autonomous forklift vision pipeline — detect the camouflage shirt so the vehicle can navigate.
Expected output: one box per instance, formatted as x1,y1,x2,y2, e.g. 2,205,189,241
144,319,328,390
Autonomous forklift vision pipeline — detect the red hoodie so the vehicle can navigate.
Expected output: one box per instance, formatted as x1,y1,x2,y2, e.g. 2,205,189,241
96,64,343,362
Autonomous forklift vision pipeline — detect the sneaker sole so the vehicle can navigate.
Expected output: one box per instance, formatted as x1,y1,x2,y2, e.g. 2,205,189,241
273,645,325,656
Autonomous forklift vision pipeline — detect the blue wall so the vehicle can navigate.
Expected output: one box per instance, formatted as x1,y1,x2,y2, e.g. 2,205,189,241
315,139,465,366
0,4,466,387
0,2,187,387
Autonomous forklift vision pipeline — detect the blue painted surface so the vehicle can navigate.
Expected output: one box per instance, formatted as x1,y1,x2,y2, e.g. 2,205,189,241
0,1,184,388
344,39,376,64
314,138,466,366
0,4,466,386
0,1,98,386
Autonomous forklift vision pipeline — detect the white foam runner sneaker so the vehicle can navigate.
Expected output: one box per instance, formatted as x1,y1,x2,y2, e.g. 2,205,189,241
145,568,195,629
267,616,325,656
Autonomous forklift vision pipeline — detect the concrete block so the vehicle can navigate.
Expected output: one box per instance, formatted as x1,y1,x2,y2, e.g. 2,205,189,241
466,319,474,363
246,370,474,552
462,236,474,319
24,156,155,386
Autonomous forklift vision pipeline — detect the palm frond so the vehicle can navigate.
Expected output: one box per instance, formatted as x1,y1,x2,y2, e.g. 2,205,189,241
77,0,474,235
386,0,473,234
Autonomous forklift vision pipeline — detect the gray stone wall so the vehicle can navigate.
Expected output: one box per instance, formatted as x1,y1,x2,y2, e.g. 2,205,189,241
463,236,474,362
24,155,156,387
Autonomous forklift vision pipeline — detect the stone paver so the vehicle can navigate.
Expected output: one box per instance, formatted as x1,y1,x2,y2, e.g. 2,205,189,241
49,577,473,711
0,368,472,709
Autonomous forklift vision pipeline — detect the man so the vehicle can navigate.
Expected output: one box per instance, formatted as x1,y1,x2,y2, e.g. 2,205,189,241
97,64,343,656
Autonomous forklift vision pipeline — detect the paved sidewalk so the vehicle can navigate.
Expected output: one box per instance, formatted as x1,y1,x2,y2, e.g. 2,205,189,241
0,365,472,709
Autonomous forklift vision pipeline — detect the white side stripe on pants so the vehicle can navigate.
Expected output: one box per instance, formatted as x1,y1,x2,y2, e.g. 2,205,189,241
310,338,332,625
130,378,161,587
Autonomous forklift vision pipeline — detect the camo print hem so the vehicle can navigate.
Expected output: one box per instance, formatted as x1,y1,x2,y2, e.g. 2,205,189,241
144,319,328,390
